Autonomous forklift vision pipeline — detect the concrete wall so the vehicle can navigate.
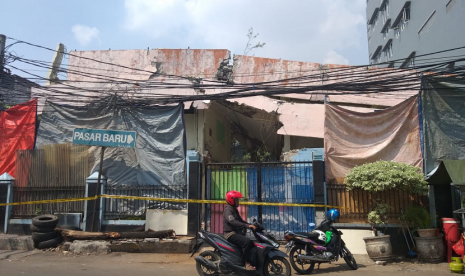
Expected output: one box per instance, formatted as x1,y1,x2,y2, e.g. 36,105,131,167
202,109,231,162
184,114,197,151
367,0,465,67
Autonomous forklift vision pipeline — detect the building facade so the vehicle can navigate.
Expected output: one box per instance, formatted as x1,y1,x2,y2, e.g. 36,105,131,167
366,0,465,68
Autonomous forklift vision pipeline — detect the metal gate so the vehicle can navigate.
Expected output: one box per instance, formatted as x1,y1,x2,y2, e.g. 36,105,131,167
205,162,315,239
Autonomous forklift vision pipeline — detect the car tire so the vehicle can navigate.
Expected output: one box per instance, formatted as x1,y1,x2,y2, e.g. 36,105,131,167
30,224,55,233
32,231,59,243
32,215,59,228
36,236,63,250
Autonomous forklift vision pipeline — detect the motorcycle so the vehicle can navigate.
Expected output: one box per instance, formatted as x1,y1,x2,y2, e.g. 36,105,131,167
284,220,358,274
191,219,292,276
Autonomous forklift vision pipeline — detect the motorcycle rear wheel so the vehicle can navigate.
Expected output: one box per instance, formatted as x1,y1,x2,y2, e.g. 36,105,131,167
341,245,358,270
289,245,316,274
264,256,291,276
196,250,220,276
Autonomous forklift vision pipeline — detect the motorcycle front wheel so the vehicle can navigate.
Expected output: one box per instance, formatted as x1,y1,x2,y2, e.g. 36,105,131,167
289,245,316,274
340,245,358,270
264,256,291,276
196,250,220,276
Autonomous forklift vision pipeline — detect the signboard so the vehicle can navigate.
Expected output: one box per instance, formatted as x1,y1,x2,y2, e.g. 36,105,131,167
73,128,136,148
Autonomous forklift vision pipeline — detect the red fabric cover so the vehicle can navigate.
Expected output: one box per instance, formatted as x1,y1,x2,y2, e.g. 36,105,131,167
0,99,37,177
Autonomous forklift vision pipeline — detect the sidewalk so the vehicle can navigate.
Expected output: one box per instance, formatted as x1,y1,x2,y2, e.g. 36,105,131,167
0,251,451,276
0,233,195,253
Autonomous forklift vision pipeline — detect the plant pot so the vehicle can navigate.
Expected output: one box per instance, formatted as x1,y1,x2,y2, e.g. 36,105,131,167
363,235,393,261
417,228,437,238
414,234,445,263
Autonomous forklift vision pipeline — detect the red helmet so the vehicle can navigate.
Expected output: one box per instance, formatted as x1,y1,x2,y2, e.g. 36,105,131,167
226,190,243,205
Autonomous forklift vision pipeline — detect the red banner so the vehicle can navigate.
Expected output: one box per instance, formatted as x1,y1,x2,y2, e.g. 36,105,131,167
0,99,37,177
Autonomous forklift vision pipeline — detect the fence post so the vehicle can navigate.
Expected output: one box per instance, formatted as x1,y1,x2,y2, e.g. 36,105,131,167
257,163,262,222
0,173,14,234
84,172,107,232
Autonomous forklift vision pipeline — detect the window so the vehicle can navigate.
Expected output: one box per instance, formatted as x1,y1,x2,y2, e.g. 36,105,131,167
371,46,383,65
372,51,382,64
401,4,411,30
383,41,393,61
400,52,416,69
391,1,411,35
418,11,437,37
368,8,380,32
381,20,391,39
372,12,379,32
447,0,456,13
380,0,390,24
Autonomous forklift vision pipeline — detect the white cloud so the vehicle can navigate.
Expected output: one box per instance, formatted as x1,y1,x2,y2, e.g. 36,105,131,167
123,0,368,65
323,50,349,65
72,24,100,46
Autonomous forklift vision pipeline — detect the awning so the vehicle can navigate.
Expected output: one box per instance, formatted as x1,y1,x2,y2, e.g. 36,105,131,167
426,160,465,185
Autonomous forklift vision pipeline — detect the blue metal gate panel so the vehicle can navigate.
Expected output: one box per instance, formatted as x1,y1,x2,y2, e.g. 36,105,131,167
206,162,315,240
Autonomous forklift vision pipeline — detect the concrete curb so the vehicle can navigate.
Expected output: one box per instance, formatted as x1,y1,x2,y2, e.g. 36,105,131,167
110,238,195,254
0,234,195,254
0,235,34,251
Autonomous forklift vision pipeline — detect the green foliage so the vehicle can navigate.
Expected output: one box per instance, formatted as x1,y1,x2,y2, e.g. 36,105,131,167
34,208,42,215
367,200,391,227
345,161,428,194
402,206,432,229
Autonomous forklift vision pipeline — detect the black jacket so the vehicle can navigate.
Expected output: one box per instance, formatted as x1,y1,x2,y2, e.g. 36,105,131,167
223,204,249,234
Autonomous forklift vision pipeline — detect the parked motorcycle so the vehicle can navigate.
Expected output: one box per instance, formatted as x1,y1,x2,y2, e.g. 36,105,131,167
284,220,357,274
191,219,291,276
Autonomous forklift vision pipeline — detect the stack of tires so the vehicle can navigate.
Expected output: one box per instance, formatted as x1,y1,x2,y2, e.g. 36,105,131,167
31,215,63,249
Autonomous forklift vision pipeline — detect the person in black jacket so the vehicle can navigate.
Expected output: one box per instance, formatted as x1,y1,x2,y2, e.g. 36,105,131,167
223,190,256,270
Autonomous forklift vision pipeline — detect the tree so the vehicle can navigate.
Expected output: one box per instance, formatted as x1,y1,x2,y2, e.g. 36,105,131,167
243,28,266,56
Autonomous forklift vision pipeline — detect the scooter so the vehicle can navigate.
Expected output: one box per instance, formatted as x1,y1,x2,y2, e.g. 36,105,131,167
284,220,358,274
191,219,291,276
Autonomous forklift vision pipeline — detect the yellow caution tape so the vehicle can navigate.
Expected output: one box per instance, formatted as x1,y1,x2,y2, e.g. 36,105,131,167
0,194,344,209
0,196,98,206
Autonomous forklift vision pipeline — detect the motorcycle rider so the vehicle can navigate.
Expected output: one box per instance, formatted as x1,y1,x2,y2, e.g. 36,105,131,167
223,190,257,270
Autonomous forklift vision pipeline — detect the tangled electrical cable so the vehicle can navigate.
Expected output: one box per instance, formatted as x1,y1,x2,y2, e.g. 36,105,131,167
1,36,465,109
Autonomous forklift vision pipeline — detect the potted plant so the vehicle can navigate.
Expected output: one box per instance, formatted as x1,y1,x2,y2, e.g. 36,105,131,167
402,206,444,263
402,206,435,237
345,160,428,262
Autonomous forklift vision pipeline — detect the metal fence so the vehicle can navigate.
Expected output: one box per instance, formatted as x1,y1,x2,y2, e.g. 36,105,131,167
11,186,85,217
327,184,428,223
206,162,315,239
103,185,188,220
12,144,90,217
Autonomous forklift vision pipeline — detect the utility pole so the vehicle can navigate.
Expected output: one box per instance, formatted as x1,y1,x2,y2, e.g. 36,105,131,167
46,43,64,85
0,34,6,73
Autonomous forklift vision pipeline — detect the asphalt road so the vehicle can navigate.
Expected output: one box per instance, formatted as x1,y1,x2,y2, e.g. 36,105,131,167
0,250,451,276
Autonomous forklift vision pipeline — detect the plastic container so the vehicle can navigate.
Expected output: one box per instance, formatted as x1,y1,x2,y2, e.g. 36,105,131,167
442,218,461,242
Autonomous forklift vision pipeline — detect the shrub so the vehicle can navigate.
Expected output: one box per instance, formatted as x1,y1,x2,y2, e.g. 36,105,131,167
345,160,428,195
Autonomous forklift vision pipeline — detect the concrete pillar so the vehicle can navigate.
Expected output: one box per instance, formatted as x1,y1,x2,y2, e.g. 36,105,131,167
282,135,291,153
84,172,106,232
0,173,14,234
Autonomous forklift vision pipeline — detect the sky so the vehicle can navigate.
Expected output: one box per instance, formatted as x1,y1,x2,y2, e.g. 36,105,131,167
1,0,369,82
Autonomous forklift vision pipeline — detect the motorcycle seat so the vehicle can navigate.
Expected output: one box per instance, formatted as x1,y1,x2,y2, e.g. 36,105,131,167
295,232,320,239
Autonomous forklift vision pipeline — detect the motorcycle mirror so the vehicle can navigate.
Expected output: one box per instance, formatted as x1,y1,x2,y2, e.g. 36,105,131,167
309,223,316,230
253,218,257,223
